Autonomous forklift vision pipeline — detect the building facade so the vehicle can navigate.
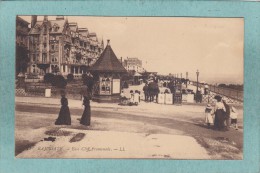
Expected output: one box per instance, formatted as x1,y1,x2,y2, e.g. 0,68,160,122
123,57,144,73
27,15,104,77
16,16,30,75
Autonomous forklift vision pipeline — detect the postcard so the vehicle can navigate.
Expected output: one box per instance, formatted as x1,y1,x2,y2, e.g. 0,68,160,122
15,15,244,159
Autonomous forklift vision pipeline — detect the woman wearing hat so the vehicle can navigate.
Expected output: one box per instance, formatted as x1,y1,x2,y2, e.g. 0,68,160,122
55,90,71,125
213,95,226,131
80,86,92,126
205,104,214,128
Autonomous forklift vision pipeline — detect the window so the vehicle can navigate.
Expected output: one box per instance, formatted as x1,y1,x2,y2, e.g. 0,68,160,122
100,77,112,95
42,53,47,62
33,54,36,62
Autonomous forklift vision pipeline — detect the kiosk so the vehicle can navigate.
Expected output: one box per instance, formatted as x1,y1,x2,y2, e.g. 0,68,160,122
89,40,127,102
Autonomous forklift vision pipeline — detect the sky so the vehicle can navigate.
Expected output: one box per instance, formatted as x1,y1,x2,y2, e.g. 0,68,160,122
19,16,244,84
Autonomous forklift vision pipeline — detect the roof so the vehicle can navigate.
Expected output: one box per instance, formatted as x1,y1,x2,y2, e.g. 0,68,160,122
89,32,96,37
69,22,78,32
78,28,88,37
29,20,66,34
16,16,30,25
90,42,127,73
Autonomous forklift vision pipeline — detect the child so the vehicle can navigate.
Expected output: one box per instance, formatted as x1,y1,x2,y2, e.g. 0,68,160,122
129,90,134,106
134,90,140,105
120,90,128,105
205,104,214,128
230,106,238,130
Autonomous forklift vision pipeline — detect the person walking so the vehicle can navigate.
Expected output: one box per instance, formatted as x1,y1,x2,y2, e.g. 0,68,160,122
80,89,92,126
55,90,71,125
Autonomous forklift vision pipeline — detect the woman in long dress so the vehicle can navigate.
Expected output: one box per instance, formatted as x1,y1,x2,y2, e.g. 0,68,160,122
55,92,71,125
213,96,226,130
80,96,91,126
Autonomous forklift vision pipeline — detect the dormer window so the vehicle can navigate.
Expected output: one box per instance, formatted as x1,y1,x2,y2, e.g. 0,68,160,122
53,23,60,32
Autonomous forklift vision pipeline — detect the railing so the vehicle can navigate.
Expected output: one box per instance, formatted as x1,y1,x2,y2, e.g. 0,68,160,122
208,85,243,102
190,81,243,102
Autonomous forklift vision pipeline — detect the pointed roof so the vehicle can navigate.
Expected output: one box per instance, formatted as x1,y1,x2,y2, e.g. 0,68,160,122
90,40,127,73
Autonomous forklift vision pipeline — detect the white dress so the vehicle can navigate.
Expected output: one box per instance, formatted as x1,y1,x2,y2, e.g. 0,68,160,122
134,93,140,103
205,109,214,124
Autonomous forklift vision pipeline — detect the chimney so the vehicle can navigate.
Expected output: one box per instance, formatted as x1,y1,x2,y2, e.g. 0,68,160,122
43,15,48,22
120,57,123,64
107,39,110,46
56,16,64,20
31,15,37,28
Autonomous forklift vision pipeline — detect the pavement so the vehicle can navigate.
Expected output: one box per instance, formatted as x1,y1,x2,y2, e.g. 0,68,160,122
15,96,243,159
17,128,210,159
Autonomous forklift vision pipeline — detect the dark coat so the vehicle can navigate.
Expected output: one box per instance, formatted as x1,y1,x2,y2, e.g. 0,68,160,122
143,85,149,94
55,97,71,125
80,97,91,126
214,109,226,130
223,101,230,118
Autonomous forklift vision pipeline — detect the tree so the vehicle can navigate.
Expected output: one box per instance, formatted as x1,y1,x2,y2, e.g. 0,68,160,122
67,73,74,82
218,83,227,88
44,73,55,83
52,75,67,88
16,45,29,76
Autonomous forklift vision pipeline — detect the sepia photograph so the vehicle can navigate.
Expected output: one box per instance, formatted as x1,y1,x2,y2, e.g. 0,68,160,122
15,15,244,159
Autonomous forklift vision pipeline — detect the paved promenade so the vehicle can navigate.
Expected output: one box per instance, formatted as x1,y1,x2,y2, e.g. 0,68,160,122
15,96,243,159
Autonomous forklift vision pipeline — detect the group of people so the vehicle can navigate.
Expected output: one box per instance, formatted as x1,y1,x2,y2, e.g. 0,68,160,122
120,90,140,106
55,87,91,126
142,81,160,102
204,96,238,131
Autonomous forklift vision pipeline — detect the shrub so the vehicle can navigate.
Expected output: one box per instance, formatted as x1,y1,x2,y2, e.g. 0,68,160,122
52,75,67,88
67,73,74,82
81,73,87,81
122,81,129,88
44,73,55,83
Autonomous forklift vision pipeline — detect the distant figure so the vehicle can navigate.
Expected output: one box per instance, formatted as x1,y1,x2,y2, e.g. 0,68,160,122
148,81,159,102
80,89,92,126
196,91,202,103
204,85,209,95
230,106,238,130
120,90,128,105
163,82,167,87
143,83,149,101
134,90,140,105
164,89,170,94
204,104,214,128
84,72,94,92
123,81,129,89
222,99,231,130
55,90,71,125
129,90,134,105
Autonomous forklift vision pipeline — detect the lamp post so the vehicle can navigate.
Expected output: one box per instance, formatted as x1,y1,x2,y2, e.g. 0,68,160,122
196,70,199,93
186,72,188,88
196,70,199,103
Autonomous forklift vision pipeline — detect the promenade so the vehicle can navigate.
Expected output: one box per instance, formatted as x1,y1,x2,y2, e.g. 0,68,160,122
15,96,243,159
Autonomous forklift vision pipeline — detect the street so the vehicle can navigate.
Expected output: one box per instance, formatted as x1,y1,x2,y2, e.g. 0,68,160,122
15,98,243,159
